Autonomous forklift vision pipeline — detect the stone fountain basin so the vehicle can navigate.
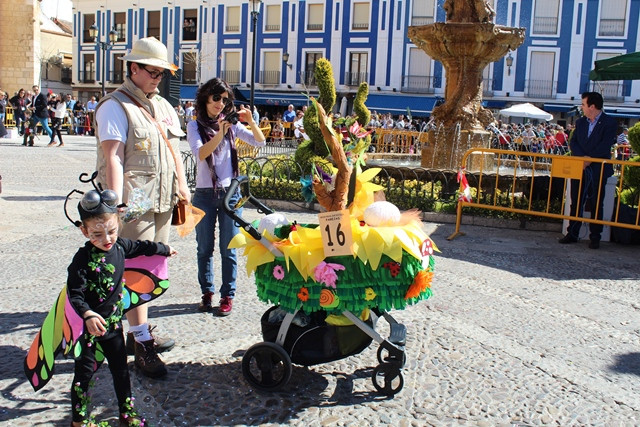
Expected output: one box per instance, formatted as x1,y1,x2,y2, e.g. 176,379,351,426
409,22,525,61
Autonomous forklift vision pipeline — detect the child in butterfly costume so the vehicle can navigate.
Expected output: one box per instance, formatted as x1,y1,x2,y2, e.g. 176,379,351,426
24,173,175,426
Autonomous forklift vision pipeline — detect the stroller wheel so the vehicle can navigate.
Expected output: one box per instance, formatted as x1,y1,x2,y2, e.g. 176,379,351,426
242,342,292,392
372,363,404,396
377,345,407,367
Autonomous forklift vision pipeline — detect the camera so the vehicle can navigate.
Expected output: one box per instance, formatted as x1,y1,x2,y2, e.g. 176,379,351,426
225,110,239,125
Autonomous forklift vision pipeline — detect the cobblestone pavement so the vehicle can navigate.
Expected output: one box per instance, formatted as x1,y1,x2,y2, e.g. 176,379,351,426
1,135,639,426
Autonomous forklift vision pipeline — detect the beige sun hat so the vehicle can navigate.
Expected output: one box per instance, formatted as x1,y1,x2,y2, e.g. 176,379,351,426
120,37,177,70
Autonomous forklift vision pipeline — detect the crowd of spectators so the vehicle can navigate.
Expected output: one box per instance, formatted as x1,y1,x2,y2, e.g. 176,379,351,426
0,87,98,137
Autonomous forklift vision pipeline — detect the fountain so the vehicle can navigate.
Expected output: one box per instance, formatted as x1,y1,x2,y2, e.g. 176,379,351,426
408,0,525,171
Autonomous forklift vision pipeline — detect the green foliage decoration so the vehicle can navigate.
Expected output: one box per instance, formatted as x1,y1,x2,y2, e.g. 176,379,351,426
297,58,336,172
628,121,640,154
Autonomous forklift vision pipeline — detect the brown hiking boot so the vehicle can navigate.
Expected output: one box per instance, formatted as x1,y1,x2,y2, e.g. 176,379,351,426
134,339,167,377
198,291,214,312
125,324,175,355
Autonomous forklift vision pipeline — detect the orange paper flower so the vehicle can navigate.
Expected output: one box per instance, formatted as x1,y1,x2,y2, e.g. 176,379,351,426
297,287,309,302
405,270,433,300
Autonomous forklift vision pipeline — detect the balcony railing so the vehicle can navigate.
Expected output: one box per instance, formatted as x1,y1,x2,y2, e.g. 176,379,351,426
301,71,317,87
532,16,558,34
111,70,125,84
352,22,369,30
344,71,368,86
590,81,627,102
259,70,281,85
225,25,240,32
525,79,557,99
221,70,240,85
598,19,625,36
401,75,436,93
307,23,323,31
61,67,72,84
78,70,95,83
182,70,197,84
265,24,280,31
410,16,434,26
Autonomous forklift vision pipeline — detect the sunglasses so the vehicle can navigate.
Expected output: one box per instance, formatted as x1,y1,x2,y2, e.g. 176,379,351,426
141,65,169,79
211,94,232,105
80,189,119,212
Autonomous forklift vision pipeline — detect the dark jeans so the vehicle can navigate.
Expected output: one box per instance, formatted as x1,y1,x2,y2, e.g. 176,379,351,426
566,163,612,242
50,117,63,143
71,331,131,422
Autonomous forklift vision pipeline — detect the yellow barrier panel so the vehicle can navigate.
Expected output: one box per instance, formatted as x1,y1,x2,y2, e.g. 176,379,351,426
447,148,640,240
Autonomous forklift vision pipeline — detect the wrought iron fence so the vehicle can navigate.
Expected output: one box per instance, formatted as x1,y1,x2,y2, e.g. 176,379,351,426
525,79,557,99
180,150,460,212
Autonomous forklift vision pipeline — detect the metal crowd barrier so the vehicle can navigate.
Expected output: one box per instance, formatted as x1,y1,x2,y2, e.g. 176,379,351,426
448,148,640,241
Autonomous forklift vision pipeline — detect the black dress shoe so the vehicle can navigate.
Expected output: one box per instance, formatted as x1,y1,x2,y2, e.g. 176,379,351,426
588,240,600,249
558,235,577,244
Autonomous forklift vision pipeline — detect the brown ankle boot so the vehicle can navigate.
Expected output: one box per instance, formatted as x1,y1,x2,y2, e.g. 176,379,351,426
134,339,167,377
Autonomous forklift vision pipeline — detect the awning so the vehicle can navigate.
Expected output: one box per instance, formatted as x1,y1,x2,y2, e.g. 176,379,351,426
180,86,198,100
543,103,576,112
589,51,640,81
606,109,640,118
482,100,507,108
364,94,438,116
235,89,314,107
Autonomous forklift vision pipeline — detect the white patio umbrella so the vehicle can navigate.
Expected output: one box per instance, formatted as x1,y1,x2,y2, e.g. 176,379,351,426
339,96,348,117
499,103,553,121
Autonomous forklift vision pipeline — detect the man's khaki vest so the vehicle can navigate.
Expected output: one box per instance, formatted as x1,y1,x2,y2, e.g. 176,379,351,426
95,79,185,213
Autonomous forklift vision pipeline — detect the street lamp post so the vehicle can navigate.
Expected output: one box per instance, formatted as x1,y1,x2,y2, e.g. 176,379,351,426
249,0,262,113
89,24,118,97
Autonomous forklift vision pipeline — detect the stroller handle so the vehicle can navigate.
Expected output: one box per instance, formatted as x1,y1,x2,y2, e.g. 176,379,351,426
223,175,274,241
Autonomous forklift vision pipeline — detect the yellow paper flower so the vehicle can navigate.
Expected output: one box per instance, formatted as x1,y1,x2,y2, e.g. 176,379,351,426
364,287,377,301
349,167,384,220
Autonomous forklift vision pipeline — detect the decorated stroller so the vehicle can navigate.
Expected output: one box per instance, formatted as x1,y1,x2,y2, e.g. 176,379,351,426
224,176,436,396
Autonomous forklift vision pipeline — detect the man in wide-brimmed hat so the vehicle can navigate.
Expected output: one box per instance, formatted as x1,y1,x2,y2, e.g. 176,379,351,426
94,37,190,378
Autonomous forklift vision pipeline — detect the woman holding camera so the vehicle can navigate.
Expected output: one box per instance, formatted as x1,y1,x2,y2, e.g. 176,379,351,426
187,77,265,315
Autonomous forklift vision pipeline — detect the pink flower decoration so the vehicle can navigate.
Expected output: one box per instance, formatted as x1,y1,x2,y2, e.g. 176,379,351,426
273,265,285,280
313,261,345,288
349,121,371,139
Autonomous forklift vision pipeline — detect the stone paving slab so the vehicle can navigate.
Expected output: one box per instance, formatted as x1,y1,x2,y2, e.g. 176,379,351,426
1,135,639,426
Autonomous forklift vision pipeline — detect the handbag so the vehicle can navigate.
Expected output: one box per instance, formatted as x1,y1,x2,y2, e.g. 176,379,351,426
119,90,187,226
171,197,187,226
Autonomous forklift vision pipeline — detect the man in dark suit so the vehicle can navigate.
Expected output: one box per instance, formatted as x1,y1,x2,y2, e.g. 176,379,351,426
559,92,617,249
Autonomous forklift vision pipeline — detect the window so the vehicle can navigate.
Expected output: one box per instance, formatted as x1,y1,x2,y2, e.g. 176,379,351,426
147,11,161,39
403,48,433,93
81,54,95,83
265,4,281,31
112,53,125,84
82,14,95,43
303,52,322,86
114,12,126,42
181,52,197,84
532,0,560,35
261,52,280,85
183,9,198,41
307,4,324,31
226,6,241,32
527,51,556,98
222,52,240,84
346,52,368,85
411,0,435,26
598,0,627,36
352,2,370,30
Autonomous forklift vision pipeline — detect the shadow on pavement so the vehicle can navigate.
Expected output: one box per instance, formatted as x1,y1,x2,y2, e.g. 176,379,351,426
610,352,640,376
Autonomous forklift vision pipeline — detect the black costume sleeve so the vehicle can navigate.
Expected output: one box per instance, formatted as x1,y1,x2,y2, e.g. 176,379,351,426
117,237,171,258
66,245,93,317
